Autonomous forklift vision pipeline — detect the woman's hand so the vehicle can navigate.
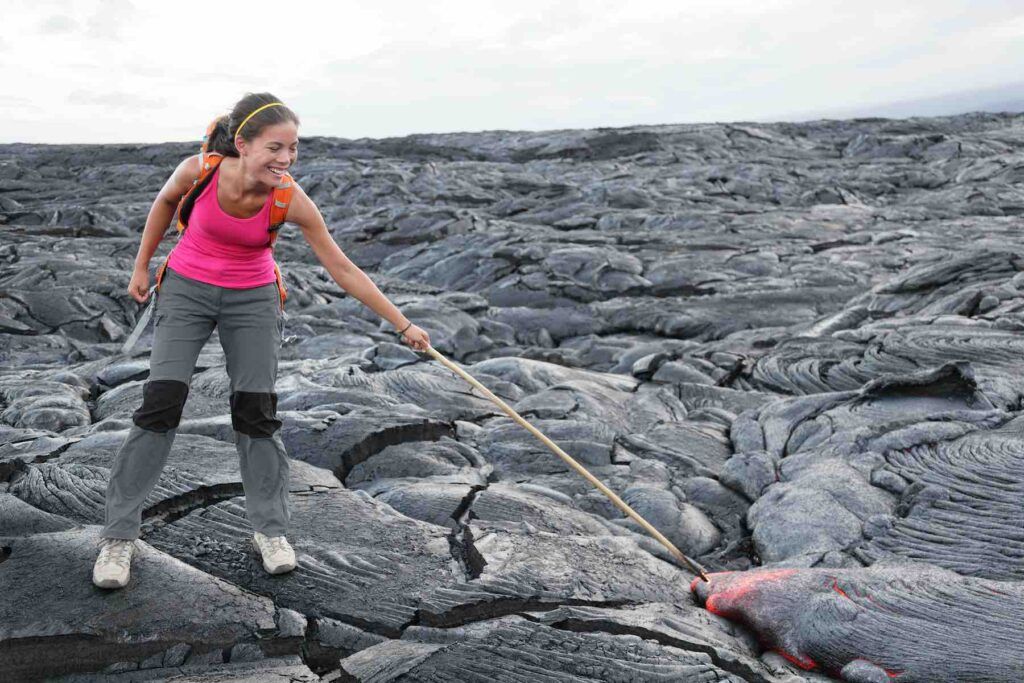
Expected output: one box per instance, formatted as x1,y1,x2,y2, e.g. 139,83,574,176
399,323,430,351
128,267,150,304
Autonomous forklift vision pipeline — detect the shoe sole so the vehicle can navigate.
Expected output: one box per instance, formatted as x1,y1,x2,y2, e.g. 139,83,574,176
93,573,129,589
252,538,296,574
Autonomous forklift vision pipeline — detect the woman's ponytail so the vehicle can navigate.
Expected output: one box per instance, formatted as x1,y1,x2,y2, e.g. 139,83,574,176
204,115,239,157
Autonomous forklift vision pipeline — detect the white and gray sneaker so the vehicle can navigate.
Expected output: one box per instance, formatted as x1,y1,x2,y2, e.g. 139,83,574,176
93,537,136,589
253,532,297,574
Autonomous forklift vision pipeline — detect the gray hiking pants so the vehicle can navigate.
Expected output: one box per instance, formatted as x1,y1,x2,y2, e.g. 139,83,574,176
101,266,291,540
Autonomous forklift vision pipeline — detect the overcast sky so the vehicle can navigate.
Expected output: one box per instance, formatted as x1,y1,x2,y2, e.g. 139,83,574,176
3,0,1022,144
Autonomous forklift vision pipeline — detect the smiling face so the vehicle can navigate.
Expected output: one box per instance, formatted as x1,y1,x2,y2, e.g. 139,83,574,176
235,120,299,187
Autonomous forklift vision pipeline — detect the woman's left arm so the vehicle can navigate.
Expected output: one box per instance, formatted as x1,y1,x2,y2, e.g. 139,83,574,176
284,183,430,350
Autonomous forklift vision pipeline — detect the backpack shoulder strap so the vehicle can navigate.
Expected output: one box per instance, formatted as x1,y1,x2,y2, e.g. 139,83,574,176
175,152,223,234
173,116,226,234
268,173,296,307
268,172,295,247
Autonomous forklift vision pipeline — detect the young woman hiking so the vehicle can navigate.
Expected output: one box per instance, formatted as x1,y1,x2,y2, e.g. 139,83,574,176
93,93,430,589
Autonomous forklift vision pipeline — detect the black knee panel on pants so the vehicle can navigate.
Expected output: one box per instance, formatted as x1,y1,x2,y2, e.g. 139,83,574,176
133,380,189,432
230,391,282,438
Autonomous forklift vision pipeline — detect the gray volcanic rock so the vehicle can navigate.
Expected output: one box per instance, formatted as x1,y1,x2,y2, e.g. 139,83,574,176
142,488,462,637
854,413,1024,580
52,657,321,682
530,602,834,683
0,491,77,535
0,426,79,482
337,614,773,683
723,365,1023,578
0,376,91,431
0,527,297,680
3,112,1024,680
417,517,697,627
345,436,489,487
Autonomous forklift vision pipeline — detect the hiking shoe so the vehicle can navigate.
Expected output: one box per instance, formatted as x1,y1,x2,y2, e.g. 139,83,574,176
252,532,296,574
93,537,136,589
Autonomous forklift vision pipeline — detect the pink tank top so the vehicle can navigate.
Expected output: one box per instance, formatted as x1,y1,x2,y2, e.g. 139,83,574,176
167,166,279,288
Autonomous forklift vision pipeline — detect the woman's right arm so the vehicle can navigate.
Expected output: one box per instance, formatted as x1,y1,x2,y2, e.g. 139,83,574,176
128,155,201,302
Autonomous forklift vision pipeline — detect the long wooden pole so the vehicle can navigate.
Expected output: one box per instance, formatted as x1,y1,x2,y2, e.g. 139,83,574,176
423,345,710,582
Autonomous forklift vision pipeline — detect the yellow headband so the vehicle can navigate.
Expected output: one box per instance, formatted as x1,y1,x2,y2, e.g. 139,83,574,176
234,101,285,141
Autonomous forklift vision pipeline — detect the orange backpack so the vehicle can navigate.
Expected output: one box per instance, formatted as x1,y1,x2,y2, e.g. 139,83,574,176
154,117,294,308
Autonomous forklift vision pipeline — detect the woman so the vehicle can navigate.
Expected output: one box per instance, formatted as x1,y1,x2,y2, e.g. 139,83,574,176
93,92,430,589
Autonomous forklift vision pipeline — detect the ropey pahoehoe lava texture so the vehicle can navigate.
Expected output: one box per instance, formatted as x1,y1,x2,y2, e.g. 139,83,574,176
1,113,1023,681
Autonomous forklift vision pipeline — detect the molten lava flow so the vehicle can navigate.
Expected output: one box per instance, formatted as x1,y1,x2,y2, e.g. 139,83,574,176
693,570,912,679
691,569,817,669
832,577,852,600
779,649,818,670
690,569,799,618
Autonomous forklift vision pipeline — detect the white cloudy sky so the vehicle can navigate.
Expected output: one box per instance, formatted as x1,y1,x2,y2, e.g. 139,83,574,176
2,0,1023,143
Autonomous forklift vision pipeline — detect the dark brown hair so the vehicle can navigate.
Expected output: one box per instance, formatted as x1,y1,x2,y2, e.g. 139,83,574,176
206,92,300,157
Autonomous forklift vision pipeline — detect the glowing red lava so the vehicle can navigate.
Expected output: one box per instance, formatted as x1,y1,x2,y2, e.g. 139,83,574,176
691,571,906,678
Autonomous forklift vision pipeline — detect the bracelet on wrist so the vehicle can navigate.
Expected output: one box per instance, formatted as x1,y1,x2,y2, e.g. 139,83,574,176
396,321,413,336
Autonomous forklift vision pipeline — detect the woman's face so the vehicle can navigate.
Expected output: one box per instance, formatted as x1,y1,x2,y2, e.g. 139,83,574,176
237,120,299,186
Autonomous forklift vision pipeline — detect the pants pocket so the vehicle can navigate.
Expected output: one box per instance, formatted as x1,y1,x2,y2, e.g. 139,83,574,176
271,286,285,336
